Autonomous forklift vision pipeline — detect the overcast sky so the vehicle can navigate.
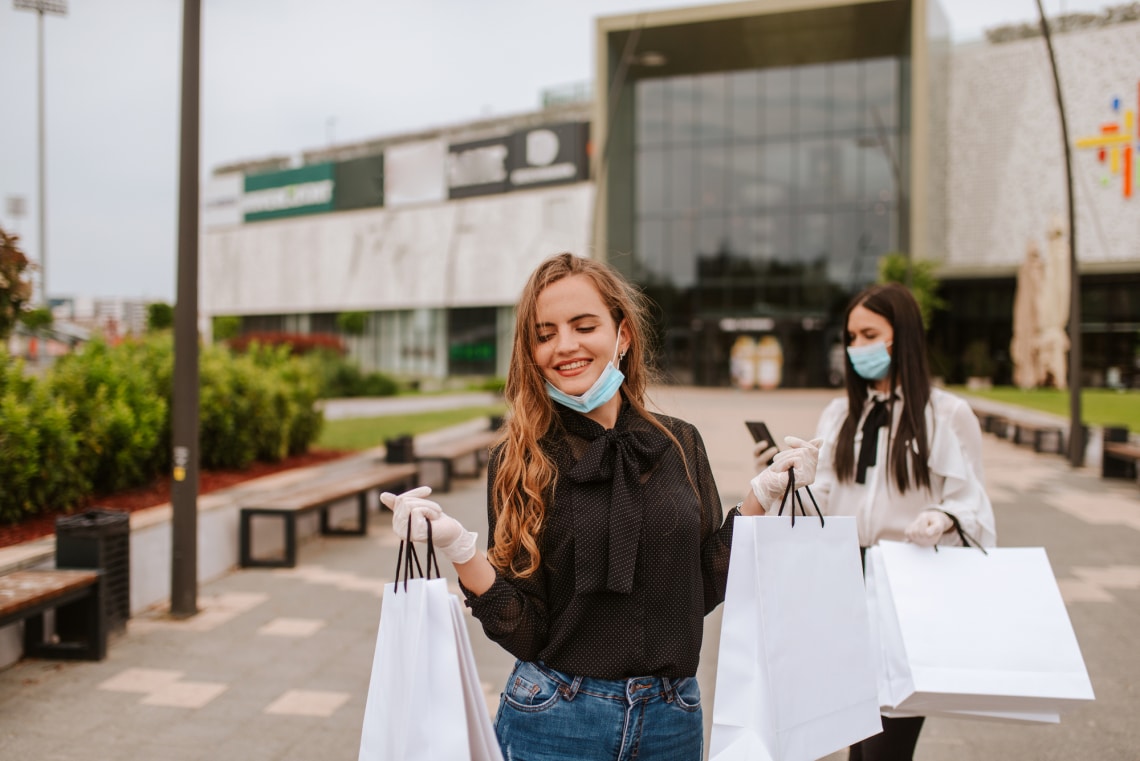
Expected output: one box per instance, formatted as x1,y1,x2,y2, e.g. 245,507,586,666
0,0,1115,303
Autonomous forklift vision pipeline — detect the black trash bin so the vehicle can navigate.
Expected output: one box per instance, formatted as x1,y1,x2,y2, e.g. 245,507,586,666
55,509,130,635
385,435,416,464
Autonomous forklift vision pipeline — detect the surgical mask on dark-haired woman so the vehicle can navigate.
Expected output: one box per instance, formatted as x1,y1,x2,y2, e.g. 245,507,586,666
847,340,892,380
545,326,625,413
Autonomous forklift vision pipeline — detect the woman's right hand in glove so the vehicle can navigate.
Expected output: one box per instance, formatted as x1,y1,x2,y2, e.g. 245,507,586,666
749,436,823,511
380,486,477,564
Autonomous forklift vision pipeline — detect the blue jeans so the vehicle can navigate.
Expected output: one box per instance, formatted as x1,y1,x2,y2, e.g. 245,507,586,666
494,660,703,761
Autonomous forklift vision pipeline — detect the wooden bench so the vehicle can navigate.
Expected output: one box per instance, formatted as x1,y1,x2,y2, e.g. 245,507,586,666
1102,441,1140,482
1012,421,1065,454
240,462,419,568
415,428,501,492
0,570,106,661
979,413,1010,438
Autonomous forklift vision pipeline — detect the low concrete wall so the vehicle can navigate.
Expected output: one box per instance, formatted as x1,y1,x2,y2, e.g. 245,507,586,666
0,418,493,670
0,447,387,670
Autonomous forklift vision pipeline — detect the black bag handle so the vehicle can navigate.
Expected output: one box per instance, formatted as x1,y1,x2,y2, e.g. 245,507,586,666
393,516,442,593
776,466,824,528
934,511,988,555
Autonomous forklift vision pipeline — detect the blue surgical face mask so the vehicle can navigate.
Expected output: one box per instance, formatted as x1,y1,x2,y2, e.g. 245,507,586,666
545,324,626,414
847,340,893,381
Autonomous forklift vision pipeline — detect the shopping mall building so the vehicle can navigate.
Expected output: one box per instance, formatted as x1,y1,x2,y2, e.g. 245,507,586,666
201,0,1140,389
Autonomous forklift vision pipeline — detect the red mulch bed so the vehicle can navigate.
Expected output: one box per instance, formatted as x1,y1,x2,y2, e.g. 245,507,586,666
0,449,353,550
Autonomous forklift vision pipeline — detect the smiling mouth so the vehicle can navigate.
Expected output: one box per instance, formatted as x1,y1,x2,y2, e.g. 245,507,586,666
556,360,590,371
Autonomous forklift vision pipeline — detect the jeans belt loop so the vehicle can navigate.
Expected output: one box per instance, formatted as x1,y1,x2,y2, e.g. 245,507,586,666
662,676,675,703
560,674,584,702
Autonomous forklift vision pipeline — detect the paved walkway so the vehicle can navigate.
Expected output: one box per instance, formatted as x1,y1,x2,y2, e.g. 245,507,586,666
0,387,1137,760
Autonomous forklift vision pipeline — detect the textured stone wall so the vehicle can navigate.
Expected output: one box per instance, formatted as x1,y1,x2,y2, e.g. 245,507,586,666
947,21,1140,271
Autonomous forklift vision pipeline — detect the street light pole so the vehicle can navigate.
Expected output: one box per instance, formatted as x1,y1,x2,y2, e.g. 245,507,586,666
13,0,67,306
1035,0,1083,468
171,0,201,618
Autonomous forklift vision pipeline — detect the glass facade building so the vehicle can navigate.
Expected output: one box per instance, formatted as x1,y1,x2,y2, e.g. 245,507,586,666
596,0,933,387
629,59,904,385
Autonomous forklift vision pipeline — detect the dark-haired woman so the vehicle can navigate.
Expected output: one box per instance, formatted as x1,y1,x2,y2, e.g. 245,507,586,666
803,283,996,761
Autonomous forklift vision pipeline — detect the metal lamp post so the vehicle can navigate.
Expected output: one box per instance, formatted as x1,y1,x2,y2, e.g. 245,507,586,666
1035,0,1083,467
13,0,66,307
171,0,201,618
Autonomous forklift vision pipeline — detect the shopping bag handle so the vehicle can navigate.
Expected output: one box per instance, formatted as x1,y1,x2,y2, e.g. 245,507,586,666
393,519,443,593
934,512,988,555
777,467,824,528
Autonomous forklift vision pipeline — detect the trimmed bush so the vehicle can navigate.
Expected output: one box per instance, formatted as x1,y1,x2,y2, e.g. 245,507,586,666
0,333,326,522
48,338,168,494
0,359,86,522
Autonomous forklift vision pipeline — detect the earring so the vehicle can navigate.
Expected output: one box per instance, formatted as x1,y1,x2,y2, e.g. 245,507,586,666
620,350,627,361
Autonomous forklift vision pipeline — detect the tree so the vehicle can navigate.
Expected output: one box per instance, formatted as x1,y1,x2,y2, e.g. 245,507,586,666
336,311,368,336
19,306,53,332
877,252,945,329
147,302,174,331
212,315,241,341
0,226,34,342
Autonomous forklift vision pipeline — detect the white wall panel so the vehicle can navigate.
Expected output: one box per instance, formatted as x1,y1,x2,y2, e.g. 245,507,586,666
202,183,594,316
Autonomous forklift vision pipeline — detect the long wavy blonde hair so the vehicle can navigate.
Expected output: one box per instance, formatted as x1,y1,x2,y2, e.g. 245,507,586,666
488,253,683,578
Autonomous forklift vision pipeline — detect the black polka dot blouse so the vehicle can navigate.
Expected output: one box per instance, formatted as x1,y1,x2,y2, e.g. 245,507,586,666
463,402,737,680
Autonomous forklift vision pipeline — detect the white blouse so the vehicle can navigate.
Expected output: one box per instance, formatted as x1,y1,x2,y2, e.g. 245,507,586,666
808,387,997,548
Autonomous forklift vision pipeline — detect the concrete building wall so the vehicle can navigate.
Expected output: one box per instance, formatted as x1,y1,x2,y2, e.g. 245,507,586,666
946,21,1140,274
201,182,593,316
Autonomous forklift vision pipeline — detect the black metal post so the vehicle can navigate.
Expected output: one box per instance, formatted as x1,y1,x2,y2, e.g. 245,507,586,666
171,0,201,618
1034,0,1083,468
35,8,46,304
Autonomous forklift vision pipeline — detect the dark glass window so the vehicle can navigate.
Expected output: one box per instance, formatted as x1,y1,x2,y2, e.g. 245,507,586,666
448,307,496,376
633,57,903,387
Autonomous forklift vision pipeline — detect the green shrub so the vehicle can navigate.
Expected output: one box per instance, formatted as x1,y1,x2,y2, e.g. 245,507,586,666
302,351,399,398
0,332,327,522
199,342,326,468
48,338,168,494
213,315,241,341
336,311,369,336
0,361,86,522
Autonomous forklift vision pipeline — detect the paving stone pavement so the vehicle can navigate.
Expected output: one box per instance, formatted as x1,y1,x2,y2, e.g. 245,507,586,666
0,387,1136,760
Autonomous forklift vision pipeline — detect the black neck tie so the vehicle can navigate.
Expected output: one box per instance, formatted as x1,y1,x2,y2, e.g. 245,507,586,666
856,398,891,484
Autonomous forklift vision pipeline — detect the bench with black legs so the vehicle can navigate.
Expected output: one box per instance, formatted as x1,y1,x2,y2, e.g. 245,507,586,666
415,428,501,493
239,462,419,568
1102,441,1140,483
1012,421,1066,455
0,569,106,661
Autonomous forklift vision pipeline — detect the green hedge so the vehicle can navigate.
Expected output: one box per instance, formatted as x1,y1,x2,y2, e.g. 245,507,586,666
0,335,325,524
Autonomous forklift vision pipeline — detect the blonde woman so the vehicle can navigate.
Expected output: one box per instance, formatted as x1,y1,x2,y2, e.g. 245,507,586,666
382,253,815,761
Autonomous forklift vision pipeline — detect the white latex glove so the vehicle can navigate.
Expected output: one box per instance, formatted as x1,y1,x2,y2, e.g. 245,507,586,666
905,509,955,546
380,485,439,538
380,486,478,564
408,506,478,564
752,440,778,473
749,436,823,511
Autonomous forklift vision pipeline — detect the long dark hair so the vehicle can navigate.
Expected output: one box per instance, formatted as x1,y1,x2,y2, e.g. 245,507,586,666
834,283,932,492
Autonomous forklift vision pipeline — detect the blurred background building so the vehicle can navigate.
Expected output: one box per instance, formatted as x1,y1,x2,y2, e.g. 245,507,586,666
201,0,1140,389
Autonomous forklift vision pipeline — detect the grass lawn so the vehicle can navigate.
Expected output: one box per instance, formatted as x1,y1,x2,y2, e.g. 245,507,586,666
317,404,507,451
951,386,1140,430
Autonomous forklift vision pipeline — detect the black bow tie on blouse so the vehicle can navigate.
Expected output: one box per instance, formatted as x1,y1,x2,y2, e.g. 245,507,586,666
562,412,671,595
856,397,892,484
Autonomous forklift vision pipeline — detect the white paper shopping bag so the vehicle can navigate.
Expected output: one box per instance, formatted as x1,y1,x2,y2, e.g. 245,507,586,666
449,596,504,761
710,512,882,761
359,539,473,761
868,541,1094,719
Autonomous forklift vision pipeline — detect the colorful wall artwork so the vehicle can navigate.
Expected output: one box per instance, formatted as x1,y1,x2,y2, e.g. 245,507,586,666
1074,82,1139,198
